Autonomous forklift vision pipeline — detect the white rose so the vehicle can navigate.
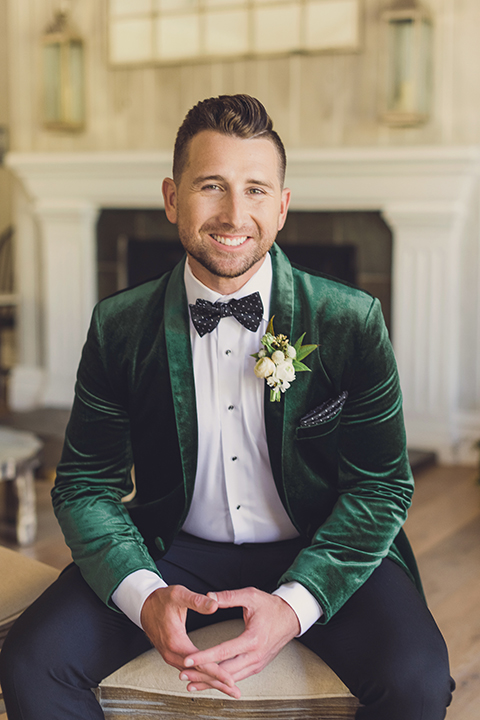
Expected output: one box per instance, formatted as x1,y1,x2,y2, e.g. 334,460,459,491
254,356,275,379
271,350,285,364
275,360,296,384
286,345,296,359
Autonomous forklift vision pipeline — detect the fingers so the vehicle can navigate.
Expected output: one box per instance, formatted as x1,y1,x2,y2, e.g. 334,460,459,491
206,587,251,609
141,585,219,668
184,589,300,684
185,680,242,699
184,631,252,668
178,586,219,615
179,665,241,699
140,585,244,698
180,658,237,689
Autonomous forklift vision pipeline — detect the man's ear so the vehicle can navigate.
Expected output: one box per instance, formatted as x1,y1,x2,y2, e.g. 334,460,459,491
162,178,178,224
277,187,291,232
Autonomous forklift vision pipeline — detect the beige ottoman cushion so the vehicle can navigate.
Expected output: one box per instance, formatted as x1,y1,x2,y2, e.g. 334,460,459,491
0,545,59,647
98,619,359,719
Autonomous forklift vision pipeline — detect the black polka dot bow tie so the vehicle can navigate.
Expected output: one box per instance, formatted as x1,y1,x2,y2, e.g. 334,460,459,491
189,291,264,337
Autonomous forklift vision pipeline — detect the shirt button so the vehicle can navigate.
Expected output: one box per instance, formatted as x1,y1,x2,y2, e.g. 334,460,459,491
228,405,234,411
232,456,238,461
236,505,241,510
225,349,232,355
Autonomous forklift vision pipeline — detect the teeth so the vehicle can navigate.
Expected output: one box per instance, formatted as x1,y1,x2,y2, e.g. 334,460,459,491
211,235,248,247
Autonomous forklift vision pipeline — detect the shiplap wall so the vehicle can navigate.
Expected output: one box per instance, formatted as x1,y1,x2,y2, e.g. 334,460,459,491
5,0,480,154
0,0,12,234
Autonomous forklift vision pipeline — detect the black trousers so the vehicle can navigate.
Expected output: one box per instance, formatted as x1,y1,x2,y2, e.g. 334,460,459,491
0,532,454,720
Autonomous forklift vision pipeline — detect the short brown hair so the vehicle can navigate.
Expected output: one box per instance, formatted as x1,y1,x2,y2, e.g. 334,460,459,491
173,94,286,185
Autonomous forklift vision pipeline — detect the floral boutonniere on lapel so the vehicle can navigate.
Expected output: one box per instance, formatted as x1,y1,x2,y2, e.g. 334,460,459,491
251,317,318,402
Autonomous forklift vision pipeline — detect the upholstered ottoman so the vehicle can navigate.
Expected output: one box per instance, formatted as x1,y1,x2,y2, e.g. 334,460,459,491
98,619,359,720
0,546,59,712
0,545,58,650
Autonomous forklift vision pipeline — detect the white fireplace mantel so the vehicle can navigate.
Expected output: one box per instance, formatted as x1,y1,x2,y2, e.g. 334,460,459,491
7,146,480,463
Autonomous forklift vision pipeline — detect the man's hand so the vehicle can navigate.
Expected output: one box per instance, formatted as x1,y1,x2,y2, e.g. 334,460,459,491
180,587,301,695
140,585,240,698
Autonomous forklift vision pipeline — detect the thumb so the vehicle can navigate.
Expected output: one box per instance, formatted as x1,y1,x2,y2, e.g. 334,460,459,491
184,589,218,615
206,588,245,609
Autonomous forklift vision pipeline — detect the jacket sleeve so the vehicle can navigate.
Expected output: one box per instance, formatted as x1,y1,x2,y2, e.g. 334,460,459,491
279,298,414,622
51,304,162,609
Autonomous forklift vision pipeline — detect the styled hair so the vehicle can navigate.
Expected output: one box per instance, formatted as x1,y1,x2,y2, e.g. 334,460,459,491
172,94,286,185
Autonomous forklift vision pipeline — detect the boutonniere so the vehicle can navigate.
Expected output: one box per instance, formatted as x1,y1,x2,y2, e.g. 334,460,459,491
251,317,318,402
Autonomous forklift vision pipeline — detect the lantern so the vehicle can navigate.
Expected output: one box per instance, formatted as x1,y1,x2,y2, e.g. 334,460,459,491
42,9,85,131
381,3,432,126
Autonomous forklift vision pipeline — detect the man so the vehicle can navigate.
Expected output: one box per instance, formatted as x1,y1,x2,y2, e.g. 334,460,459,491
0,95,454,718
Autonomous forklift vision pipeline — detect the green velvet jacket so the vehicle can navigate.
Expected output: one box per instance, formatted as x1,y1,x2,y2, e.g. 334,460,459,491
52,243,422,624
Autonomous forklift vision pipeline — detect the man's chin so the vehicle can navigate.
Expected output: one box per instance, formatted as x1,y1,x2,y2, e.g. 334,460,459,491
188,253,262,280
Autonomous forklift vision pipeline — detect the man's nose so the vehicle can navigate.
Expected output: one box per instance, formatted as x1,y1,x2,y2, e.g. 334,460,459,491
218,192,247,228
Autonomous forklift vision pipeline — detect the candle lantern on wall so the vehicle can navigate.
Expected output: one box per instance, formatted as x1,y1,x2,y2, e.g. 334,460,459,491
42,9,85,131
381,2,432,126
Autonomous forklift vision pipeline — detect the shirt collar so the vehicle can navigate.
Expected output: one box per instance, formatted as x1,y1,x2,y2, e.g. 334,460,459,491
184,252,272,322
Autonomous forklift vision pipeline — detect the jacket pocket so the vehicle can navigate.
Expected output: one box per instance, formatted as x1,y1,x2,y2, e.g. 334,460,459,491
295,410,342,440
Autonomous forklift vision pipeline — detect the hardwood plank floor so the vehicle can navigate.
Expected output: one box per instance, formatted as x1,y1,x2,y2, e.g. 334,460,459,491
403,465,480,719
1,463,479,718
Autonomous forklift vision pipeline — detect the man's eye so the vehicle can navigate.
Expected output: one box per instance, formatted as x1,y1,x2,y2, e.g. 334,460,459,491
203,184,221,191
248,188,265,195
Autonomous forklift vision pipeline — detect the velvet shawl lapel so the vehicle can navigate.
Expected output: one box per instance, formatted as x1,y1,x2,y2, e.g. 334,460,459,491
265,244,344,533
164,257,197,523
265,245,294,515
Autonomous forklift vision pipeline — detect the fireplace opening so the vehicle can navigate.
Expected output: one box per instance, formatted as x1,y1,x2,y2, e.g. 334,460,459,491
97,209,392,333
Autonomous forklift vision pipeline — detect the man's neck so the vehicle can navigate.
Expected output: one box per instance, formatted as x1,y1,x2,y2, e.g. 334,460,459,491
186,254,267,295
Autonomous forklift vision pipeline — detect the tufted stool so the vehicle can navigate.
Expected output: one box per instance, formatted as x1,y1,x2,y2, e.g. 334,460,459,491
0,545,58,650
98,619,359,719
0,546,59,712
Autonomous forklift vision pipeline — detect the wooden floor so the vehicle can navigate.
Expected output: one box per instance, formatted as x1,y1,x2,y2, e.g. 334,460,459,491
1,463,480,718
403,464,480,719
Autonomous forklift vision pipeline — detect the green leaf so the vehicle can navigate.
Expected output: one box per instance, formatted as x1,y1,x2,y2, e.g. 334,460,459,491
292,359,312,372
294,333,306,354
266,316,275,335
296,343,317,362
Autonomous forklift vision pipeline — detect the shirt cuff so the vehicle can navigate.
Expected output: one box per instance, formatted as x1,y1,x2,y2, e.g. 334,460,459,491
273,581,323,636
111,569,167,629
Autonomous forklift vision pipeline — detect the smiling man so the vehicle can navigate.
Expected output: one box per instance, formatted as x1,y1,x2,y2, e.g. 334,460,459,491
0,95,454,719
164,127,290,293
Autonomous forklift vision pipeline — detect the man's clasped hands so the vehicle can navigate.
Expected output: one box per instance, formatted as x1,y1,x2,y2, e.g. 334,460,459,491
140,584,301,698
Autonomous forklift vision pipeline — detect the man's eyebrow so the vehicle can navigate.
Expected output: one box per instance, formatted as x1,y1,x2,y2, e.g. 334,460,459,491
246,178,275,190
191,175,225,187
191,175,275,190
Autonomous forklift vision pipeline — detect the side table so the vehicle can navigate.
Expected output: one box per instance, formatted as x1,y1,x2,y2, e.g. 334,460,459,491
0,427,43,546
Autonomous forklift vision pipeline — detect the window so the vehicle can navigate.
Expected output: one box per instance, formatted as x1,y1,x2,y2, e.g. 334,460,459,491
108,0,360,65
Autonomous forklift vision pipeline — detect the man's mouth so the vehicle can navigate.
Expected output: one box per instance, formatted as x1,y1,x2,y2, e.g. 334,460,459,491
211,234,249,247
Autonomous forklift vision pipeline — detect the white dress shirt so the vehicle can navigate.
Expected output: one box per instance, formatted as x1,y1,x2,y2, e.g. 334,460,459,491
112,255,322,633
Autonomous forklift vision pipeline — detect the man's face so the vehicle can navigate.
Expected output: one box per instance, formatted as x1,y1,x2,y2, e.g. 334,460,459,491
163,130,290,293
